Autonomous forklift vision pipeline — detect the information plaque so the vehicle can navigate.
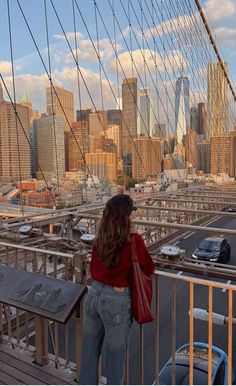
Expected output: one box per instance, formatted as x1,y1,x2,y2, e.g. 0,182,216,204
0,265,87,323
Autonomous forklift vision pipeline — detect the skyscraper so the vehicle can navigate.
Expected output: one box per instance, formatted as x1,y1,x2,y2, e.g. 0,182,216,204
21,94,33,125
175,76,190,144
0,83,3,101
89,111,107,138
21,94,38,178
68,121,89,172
132,137,163,179
76,108,92,123
210,134,230,175
210,130,236,177
229,130,236,178
107,124,122,158
107,109,122,126
85,151,117,181
198,102,206,136
185,129,198,168
121,78,137,157
34,114,65,180
29,124,37,178
116,98,122,110
197,140,210,173
149,97,155,136
207,62,228,139
46,86,74,132
139,88,150,136
190,107,198,131
153,123,166,138
0,84,31,181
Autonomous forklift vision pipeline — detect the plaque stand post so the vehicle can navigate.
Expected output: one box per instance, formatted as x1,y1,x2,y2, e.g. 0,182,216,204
74,243,88,285
74,242,88,379
35,316,48,366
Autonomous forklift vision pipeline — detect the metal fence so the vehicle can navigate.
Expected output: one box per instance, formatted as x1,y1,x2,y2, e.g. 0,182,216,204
152,270,235,385
0,242,236,384
0,242,86,382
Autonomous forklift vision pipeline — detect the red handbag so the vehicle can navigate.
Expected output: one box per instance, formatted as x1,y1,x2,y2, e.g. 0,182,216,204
130,234,154,324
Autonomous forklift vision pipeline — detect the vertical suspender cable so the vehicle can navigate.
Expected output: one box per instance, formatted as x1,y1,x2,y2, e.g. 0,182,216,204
17,0,103,202
72,0,88,200
44,0,60,194
7,0,24,215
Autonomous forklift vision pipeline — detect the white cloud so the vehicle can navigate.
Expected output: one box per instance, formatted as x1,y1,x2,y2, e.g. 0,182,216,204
53,32,121,63
0,60,21,75
109,49,187,77
214,27,236,46
120,15,194,56
121,26,143,42
145,15,193,40
204,0,236,23
55,66,116,110
4,73,49,111
4,66,116,113
0,61,12,74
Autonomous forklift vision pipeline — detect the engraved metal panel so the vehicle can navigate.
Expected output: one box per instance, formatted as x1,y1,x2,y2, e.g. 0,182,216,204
0,265,87,323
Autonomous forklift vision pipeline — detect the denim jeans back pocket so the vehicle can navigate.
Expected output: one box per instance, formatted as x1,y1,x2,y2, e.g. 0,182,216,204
99,297,126,326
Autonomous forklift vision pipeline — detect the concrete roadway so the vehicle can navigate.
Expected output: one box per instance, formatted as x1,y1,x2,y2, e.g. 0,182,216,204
0,202,52,217
44,214,236,384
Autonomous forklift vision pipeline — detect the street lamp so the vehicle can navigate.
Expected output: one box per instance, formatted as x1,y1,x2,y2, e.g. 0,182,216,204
191,308,236,326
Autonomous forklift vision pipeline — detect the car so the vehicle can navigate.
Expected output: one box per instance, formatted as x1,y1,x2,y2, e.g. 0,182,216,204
157,342,235,385
192,237,230,263
227,207,236,212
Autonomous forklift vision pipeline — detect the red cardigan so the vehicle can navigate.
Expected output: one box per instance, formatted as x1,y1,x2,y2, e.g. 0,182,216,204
90,232,155,287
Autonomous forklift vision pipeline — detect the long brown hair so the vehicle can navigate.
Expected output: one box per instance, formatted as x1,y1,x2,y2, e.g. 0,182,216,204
95,194,135,267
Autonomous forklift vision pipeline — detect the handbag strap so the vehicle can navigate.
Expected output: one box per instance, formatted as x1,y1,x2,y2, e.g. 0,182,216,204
131,234,139,263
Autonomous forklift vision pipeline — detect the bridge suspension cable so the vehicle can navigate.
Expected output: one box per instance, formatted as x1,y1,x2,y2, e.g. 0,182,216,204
1,0,235,207
16,0,103,202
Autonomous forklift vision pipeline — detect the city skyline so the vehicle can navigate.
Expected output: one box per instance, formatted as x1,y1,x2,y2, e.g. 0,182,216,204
0,71,236,211
0,1,236,191
0,70,234,183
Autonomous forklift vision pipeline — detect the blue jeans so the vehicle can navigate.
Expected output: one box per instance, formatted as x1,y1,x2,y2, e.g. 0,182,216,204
78,280,133,385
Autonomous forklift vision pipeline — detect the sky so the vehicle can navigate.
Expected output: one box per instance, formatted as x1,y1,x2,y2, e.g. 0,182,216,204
0,0,236,129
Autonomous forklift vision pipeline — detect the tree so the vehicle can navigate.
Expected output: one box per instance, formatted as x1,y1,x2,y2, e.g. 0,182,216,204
116,175,138,189
125,176,138,189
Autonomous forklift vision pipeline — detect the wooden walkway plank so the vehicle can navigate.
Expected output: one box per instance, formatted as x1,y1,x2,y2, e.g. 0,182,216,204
0,361,44,385
0,371,25,385
0,345,71,384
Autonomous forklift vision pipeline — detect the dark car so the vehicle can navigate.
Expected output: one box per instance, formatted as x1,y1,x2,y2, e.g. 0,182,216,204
227,207,236,212
157,342,235,385
192,237,230,263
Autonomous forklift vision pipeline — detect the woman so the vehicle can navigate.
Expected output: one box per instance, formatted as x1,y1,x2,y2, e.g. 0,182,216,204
78,194,154,385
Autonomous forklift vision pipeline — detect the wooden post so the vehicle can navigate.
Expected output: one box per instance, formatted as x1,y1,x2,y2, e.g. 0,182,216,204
75,298,85,381
0,304,3,343
49,224,53,234
35,316,48,366
74,243,88,285
74,242,88,380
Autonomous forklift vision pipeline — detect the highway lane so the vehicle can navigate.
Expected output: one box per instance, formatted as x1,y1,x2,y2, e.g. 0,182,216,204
0,202,53,217
176,214,236,264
